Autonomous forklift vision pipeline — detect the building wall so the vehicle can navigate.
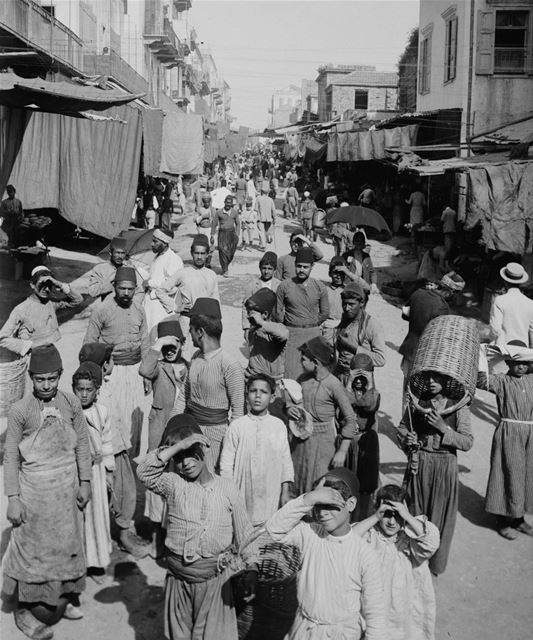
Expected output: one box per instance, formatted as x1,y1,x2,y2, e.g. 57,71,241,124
330,85,398,117
417,0,533,140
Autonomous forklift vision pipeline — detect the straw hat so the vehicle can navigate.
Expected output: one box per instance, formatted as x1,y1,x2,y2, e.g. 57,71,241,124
500,262,528,285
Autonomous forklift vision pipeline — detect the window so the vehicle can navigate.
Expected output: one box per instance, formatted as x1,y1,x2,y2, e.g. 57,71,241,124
419,35,432,93
494,10,528,74
354,89,368,110
325,88,332,117
444,15,458,82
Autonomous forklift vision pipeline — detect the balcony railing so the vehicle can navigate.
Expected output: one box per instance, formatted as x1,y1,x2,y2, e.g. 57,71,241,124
0,0,83,71
83,49,149,99
144,16,182,64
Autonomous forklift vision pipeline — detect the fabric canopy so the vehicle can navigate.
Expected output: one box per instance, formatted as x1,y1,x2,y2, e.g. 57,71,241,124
0,72,144,113
327,125,418,162
5,104,142,238
160,111,204,175
465,161,533,254
141,107,164,176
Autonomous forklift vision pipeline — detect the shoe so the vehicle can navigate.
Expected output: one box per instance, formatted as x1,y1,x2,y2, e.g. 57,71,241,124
119,531,151,559
515,521,533,537
63,604,84,620
15,608,54,639
498,526,518,540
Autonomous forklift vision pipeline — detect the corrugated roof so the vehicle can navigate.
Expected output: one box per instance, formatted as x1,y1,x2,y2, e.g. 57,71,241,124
330,71,398,88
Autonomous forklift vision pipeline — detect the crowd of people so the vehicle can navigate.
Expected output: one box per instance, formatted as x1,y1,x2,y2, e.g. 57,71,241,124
1,153,532,640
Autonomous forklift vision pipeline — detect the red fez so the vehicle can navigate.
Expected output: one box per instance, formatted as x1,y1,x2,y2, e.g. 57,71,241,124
114,266,136,283
29,344,62,374
294,247,314,264
110,236,127,250
157,316,184,340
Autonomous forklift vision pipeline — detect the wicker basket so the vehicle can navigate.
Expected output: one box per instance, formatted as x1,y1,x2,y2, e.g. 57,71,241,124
0,354,28,417
408,315,480,415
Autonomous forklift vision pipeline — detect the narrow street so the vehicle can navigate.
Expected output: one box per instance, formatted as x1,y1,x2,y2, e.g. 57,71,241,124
1,215,531,640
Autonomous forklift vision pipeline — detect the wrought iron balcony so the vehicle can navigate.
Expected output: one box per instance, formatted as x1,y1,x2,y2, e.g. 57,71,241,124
0,0,83,72
83,49,149,100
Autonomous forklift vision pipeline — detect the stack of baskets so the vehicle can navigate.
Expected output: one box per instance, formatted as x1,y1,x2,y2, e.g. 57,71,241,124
408,315,480,414
0,350,27,417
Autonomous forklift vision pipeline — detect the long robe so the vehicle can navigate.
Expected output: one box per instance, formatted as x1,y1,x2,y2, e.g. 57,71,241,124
266,496,386,640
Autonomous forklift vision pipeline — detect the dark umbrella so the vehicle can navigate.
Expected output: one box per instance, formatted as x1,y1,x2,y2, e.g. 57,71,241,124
326,205,391,237
98,229,156,265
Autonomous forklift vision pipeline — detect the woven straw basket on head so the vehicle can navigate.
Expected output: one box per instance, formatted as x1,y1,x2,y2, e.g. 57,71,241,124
408,315,480,415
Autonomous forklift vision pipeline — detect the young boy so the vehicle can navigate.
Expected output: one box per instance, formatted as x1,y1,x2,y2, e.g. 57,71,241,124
79,342,148,558
288,336,357,496
478,341,533,539
136,414,258,640
139,316,188,554
4,344,91,638
240,196,257,250
72,362,114,581
242,251,281,336
220,374,293,525
245,288,289,382
353,485,439,640
265,469,385,639
346,353,381,519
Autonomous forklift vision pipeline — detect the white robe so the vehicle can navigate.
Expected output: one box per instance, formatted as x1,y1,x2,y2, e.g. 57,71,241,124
266,497,386,640
144,248,183,331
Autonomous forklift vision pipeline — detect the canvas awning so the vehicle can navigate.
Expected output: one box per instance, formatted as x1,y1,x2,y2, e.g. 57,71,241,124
327,125,418,162
0,72,144,114
160,111,204,175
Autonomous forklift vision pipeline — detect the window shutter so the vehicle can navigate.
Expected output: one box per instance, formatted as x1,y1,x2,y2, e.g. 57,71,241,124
476,10,495,75
527,10,533,75
450,17,458,80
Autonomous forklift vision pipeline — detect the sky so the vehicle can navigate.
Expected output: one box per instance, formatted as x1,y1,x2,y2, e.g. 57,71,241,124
189,0,420,130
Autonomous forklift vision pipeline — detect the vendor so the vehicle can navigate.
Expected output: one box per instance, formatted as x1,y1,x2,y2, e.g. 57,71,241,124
0,265,83,357
0,185,24,247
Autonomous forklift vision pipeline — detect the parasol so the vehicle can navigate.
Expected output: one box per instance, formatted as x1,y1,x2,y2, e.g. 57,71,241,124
326,205,391,237
98,229,156,265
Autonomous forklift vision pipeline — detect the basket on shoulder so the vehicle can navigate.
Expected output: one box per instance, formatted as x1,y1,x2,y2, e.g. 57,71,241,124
407,314,480,416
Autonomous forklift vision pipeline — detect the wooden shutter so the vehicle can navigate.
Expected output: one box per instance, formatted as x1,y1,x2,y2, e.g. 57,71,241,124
476,10,495,75
527,10,533,75
449,17,458,80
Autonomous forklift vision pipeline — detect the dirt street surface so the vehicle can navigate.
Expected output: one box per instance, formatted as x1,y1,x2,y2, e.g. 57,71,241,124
1,215,532,640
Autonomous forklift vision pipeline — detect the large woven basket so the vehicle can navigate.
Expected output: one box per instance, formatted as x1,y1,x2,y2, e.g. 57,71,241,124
408,315,479,414
0,354,28,417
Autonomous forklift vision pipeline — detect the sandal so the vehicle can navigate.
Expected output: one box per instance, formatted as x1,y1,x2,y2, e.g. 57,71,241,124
63,603,84,620
498,526,518,540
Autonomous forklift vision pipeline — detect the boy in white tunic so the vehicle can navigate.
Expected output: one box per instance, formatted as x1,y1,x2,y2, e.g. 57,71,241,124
266,468,386,640
220,373,293,525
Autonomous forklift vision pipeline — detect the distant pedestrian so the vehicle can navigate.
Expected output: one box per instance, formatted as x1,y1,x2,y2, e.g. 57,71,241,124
211,195,240,277
284,184,299,219
240,196,257,249
0,184,24,246
441,206,457,253
299,191,317,239
254,185,276,249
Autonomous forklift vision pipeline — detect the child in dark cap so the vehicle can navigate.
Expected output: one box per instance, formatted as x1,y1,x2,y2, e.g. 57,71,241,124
72,362,114,582
242,250,281,336
137,414,258,640
346,353,381,519
139,316,188,556
265,468,385,639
